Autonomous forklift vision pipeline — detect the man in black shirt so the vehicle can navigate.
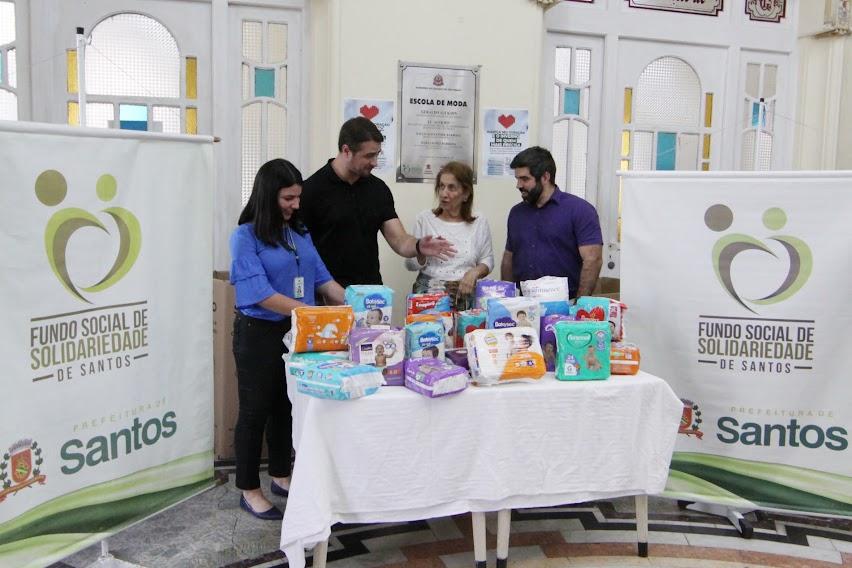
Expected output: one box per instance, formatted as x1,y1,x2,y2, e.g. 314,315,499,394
301,117,455,287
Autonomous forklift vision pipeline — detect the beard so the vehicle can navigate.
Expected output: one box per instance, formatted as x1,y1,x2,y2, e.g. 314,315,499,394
521,180,544,205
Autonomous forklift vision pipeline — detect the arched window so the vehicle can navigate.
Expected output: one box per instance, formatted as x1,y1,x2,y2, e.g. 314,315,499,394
0,0,17,121
552,46,592,200
67,13,197,134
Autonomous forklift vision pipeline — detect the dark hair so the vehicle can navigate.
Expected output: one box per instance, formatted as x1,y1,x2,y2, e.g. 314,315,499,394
338,117,384,153
509,146,556,183
238,159,305,246
432,161,476,223
517,310,527,317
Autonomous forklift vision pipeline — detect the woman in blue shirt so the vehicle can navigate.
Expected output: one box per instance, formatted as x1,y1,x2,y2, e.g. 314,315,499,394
230,159,345,520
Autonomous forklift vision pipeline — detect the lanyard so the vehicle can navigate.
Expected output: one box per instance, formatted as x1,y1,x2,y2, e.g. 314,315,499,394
284,227,301,274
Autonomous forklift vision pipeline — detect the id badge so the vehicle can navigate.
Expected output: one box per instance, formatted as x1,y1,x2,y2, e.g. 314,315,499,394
293,276,305,299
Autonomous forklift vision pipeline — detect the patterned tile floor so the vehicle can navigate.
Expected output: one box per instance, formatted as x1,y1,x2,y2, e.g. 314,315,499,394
53,464,852,568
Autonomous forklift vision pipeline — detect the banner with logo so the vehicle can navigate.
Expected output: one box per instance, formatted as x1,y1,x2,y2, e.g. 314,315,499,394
480,108,529,178
0,123,215,567
343,99,395,177
621,172,851,518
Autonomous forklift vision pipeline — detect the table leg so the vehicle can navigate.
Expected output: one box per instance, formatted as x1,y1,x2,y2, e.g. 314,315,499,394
496,509,511,568
312,539,328,568
635,494,648,557
471,512,487,568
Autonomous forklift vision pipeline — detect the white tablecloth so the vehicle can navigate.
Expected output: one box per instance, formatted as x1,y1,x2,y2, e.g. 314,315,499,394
281,372,682,568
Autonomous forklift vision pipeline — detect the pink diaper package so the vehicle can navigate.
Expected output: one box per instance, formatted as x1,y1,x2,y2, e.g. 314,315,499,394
348,327,405,386
475,279,516,309
404,358,469,398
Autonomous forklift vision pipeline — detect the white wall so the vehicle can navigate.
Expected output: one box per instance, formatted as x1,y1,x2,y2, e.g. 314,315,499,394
307,0,544,322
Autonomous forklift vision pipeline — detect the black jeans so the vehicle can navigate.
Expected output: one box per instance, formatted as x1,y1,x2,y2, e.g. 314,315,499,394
232,313,292,490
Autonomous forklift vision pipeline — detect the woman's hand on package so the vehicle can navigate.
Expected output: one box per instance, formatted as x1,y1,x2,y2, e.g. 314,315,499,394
419,235,456,261
458,268,479,297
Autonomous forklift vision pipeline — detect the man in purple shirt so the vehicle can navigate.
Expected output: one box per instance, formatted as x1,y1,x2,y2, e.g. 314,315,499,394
500,146,603,299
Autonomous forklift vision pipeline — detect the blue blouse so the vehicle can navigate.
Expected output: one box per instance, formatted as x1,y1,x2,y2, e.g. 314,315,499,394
229,223,333,321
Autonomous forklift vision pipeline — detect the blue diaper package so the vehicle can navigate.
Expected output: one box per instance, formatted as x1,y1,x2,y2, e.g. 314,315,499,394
345,285,394,327
289,359,386,400
486,297,540,331
405,320,445,359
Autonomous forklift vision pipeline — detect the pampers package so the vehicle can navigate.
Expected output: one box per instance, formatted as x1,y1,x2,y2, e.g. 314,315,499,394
345,285,394,327
486,296,540,332
406,292,451,316
554,320,611,381
574,296,627,341
348,327,405,385
288,359,385,400
404,358,469,398
464,326,546,385
520,276,570,300
289,306,354,353
475,279,516,309
540,314,575,372
405,320,445,359
454,308,487,348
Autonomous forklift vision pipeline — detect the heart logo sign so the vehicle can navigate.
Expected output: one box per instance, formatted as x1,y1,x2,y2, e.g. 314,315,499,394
497,114,515,129
565,332,593,349
360,105,380,120
36,170,142,304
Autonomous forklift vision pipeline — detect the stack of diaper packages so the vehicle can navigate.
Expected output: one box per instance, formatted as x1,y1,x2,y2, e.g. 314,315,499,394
553,320,610,381
348,327,405,385
474,279,517,309
573,296,638,375
404,358,468,398
406,292,454,349
288,358,385,400
464,327,546,385
345,285,394,328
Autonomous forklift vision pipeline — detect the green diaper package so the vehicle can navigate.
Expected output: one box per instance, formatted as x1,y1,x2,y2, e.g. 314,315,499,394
554,320,611,380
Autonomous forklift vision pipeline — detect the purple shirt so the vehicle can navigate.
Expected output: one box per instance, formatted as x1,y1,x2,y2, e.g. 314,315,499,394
505,188,602,297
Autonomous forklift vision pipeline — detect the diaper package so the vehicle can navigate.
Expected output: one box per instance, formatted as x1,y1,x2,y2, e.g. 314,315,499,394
445,348,470,370
345,285,394,327
406,292,451,316
289,306,354,353
554,320,611,381
574,296,627,341
454,308,487,348
288,359,385,400
404,358,469,398
475,279,516,309
539,300,572,332
348,327,405,385
520,276,570,300
610,342,641,375
464,326,546,385
405,320,445,359
486,296,540,332
540,314,575,372
407,312,454,349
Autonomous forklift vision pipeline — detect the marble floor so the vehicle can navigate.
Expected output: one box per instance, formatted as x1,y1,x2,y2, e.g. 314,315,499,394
53,463,852,568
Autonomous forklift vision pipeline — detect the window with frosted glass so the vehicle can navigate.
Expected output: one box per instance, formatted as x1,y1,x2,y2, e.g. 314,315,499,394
552,46,591,200
740,62,777,170
241,20,289,204
0,0,18,120
66,13,196,134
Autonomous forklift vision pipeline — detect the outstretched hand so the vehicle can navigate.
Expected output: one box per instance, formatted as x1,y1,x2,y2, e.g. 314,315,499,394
418,235,456,260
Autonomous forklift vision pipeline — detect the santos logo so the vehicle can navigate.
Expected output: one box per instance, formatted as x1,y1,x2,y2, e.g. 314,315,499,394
704,204,812,314
716,416,847,451
35,169,142,304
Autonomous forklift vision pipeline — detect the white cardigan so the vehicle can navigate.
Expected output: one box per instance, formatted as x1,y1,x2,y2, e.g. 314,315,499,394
404,209,494,281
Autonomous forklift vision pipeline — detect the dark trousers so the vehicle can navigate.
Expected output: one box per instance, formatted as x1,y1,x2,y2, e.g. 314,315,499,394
232,313,292,490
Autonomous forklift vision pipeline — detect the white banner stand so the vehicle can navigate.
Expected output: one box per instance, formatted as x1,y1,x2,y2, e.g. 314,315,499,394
83,540,148,568
681,501,755,538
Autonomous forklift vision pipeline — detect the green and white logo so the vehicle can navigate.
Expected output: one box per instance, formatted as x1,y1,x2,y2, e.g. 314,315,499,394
36,170,142,304
705,204,812,314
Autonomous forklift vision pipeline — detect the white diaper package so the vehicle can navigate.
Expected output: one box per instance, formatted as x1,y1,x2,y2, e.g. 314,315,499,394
404,320,445,360
464,326,546,385
486,296,541,332
288,359,385,400
345,285,394,327
520,276,570,300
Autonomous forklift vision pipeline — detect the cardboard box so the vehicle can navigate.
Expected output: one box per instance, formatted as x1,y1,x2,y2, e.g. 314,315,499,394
593,277,620,300
213,271,238,461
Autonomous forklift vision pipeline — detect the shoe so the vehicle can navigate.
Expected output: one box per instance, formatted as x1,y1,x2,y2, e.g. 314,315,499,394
239,494,283,520
270,479,290,497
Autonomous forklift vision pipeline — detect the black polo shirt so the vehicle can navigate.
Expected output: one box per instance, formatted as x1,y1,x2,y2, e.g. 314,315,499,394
301,160,398,287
